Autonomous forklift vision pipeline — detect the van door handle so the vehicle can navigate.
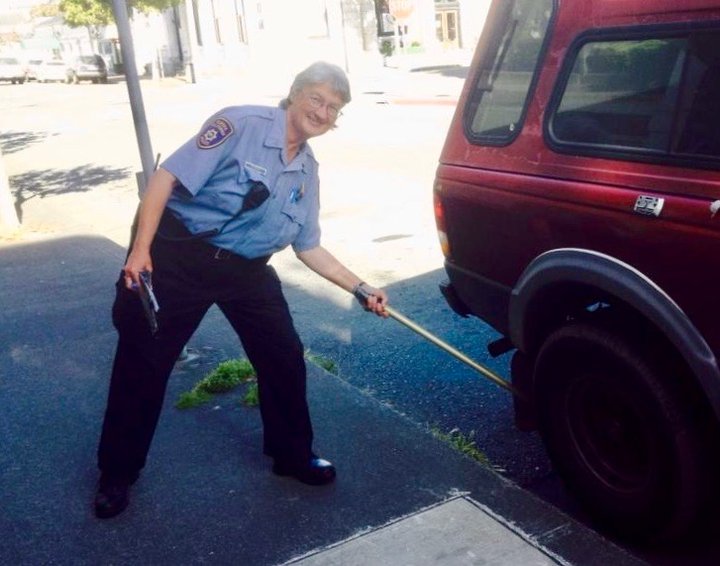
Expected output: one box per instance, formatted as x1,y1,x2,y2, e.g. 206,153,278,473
633,195,665,217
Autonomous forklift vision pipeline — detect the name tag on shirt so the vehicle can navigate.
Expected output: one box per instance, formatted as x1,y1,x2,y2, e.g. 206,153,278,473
244,161,267,176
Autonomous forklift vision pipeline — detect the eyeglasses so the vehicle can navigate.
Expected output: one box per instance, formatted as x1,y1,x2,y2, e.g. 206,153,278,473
305,93,343,119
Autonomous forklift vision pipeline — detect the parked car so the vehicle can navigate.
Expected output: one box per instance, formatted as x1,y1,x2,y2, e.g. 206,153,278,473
24,58,43,81
36,59,68,83
66,54,108,84
434,0,720,541
0,57,26,84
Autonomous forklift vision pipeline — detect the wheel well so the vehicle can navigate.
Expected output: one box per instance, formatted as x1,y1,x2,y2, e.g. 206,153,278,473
522,281,716,425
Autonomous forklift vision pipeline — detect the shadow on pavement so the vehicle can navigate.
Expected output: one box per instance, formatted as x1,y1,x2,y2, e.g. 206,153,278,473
10,165,131,222
0,236,539,565
0,131,53,155
0,236,662,566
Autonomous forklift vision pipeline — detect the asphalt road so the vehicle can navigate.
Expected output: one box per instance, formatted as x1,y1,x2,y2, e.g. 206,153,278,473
2,72,720,564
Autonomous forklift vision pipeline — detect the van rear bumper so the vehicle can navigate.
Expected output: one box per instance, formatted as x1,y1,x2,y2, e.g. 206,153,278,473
439,280,471,317
442,260,511,336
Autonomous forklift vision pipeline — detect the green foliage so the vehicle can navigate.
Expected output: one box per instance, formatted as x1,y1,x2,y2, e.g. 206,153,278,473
431,427,490,465
379,39,394,57
304,350,338,375
241,382,259,407
59,0,182,28
59,0,113,27
198,359,255,394
176,389,213,409
175,358,256,409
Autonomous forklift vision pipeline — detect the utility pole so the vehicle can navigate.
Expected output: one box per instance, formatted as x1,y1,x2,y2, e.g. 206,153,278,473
110,0,155,192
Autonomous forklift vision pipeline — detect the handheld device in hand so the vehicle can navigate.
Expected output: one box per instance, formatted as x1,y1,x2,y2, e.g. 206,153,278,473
137,271,159,335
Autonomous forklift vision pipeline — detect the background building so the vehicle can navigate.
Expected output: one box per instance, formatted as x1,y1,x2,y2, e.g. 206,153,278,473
1,0,491,80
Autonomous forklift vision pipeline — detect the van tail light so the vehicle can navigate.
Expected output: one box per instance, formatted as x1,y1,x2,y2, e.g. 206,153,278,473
433,182,451,258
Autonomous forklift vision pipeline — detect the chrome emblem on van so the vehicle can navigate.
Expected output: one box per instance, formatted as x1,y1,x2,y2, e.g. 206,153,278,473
634,195,665,217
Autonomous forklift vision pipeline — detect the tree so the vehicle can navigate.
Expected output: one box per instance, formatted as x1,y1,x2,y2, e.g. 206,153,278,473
59,0,113,34
59,0,181,29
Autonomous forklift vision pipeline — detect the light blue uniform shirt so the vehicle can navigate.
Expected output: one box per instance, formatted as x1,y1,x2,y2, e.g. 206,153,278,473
162,105,321,259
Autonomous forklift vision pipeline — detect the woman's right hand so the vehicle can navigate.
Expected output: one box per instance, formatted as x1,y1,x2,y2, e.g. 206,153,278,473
123,247,153,290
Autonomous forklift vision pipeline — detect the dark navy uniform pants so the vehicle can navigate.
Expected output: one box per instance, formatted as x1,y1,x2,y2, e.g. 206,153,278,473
97,211,313,482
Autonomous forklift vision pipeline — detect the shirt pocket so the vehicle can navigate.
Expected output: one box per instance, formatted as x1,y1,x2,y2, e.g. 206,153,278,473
281,198,309,226
277,197,309,245
210,163,269,216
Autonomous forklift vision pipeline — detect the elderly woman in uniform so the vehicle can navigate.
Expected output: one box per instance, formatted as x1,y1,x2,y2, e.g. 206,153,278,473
94,61,388,519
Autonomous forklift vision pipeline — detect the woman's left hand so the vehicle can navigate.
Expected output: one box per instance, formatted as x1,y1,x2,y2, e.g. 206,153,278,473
356,283,389,318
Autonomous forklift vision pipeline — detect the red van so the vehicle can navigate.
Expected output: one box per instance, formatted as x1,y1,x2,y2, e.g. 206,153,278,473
434,0,720,539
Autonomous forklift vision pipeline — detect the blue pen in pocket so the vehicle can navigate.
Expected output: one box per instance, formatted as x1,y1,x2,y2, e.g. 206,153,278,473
290,183,305,203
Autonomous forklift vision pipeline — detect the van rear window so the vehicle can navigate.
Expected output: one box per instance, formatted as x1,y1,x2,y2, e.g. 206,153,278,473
465,0,554,144
550,30,720,165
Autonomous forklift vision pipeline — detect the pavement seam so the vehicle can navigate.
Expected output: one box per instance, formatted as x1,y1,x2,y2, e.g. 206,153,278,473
465,498,574,566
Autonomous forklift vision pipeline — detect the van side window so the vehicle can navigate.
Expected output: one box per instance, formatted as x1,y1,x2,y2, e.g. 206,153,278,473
675,33,720,158
466,0,554,144
550,30,720,164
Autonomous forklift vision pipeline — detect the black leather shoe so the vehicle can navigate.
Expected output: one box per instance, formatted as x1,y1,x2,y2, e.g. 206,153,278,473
94,477,130,519
273,456,336,486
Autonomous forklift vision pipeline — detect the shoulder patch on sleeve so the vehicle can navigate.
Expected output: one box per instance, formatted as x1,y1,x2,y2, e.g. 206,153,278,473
197,117,234,149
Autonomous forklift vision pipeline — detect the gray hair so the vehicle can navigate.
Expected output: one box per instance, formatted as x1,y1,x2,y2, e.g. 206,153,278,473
280,61,351,109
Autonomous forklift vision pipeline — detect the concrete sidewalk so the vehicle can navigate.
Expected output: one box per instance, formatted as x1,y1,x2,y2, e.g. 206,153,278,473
285,497,559,565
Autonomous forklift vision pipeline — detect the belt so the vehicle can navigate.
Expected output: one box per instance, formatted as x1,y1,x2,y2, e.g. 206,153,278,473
157,209,270,265
207,244,270,265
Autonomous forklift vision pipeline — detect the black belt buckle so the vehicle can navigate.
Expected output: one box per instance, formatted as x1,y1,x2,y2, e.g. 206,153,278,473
213,246,232,260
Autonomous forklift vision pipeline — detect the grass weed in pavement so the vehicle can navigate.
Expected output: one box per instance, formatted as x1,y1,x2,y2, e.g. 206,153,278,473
176,358,256,409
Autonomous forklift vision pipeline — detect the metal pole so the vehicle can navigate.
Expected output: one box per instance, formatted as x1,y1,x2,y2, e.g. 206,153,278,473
383,305,520,396
110,0,155,190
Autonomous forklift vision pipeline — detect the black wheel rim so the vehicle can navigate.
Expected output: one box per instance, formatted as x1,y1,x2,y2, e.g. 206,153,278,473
563,374,656,493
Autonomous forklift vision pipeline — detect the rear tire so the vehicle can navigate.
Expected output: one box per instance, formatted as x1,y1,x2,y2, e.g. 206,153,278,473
534,322,712,540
